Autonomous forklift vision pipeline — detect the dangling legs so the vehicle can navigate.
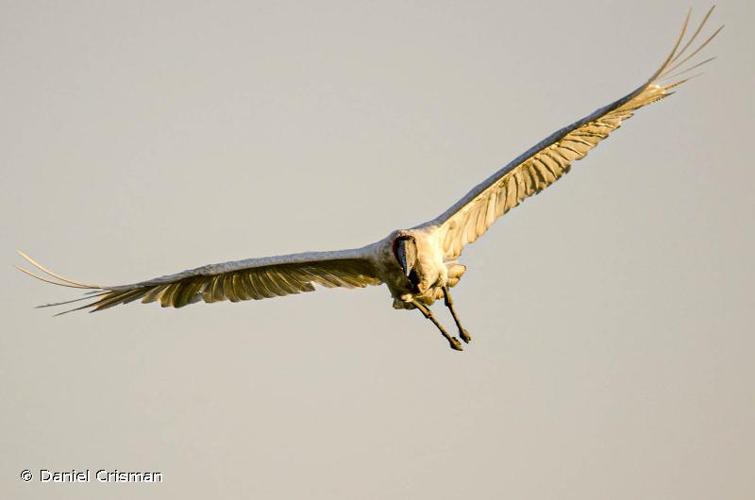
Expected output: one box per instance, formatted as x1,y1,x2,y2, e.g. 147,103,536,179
412,300,463,351
442,286,471,344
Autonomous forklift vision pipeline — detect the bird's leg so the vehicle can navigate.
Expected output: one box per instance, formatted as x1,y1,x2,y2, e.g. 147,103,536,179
412,300,463,351
442,286,471,344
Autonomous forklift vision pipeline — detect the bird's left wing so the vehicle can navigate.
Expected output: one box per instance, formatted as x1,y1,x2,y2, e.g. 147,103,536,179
419,8,721,260
16,248,382,315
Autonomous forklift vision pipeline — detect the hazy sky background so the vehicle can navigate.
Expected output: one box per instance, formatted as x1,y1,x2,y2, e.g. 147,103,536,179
2,1,753,499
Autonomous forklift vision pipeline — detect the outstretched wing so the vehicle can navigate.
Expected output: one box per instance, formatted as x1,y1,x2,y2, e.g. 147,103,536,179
420,8,722,260
17,248,382,315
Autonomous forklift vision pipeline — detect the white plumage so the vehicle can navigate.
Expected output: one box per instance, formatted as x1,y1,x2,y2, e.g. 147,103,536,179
18,8,721,350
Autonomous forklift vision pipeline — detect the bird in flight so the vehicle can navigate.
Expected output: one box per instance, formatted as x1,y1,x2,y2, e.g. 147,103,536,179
18,9,721,351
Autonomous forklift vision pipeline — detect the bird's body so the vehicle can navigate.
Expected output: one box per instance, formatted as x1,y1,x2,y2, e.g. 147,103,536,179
373,228,462,309
17,9,721,350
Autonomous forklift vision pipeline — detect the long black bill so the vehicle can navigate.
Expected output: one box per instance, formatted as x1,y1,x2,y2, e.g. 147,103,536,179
396,238,417,277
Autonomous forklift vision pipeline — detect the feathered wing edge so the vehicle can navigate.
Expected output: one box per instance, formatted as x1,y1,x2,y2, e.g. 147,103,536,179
16,249,382,315
424,8,722,260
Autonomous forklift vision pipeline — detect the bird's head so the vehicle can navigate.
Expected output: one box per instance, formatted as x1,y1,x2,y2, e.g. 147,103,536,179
392,235,417,279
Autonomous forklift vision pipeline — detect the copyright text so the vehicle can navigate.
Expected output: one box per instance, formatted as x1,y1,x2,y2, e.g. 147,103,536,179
20,468,163,483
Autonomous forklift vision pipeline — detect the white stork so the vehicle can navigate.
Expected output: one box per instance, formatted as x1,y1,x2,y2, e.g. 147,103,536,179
18,9,721,351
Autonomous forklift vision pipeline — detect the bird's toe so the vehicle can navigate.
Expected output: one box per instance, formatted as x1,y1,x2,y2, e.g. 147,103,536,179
460,329,472,343
449,337,464,351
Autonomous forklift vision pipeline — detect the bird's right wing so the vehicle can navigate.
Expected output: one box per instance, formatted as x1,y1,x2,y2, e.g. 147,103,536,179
17,248,382,315
419,8,721,261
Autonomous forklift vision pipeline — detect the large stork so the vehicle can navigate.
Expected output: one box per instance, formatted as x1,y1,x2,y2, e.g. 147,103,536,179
18,9,721,351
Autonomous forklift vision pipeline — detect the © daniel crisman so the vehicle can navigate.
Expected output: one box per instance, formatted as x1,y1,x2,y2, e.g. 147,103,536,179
18,9,721,351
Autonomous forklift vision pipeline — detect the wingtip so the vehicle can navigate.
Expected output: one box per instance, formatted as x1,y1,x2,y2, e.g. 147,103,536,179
654,5,722,85
15,250,101,289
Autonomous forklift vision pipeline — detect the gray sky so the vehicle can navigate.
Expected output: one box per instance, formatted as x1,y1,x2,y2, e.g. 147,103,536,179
2,1,754,499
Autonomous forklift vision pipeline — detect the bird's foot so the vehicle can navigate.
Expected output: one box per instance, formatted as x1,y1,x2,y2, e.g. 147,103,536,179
459,329,472,344
449,337,464,351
